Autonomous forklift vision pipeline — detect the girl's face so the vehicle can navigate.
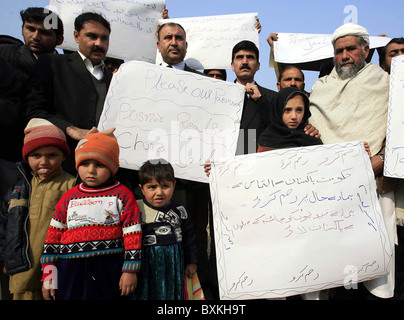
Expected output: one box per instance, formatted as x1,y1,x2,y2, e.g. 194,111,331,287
77,159,112,187
140,178,176,208
282,95,305,129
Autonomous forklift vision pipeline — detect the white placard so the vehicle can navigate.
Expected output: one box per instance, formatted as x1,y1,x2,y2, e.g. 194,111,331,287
209,142,392,300
385,55,404,178
155,13,259,70
273,33,391,64
98,61,244,182
48,0,165,63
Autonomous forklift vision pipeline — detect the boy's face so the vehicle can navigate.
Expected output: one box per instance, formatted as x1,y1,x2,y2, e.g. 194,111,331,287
140,178,176,208
282,95,305,129
27,146,65,180
77,159,112,187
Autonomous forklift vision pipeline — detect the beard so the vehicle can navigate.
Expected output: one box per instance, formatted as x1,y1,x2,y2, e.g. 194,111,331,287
334,55,366,80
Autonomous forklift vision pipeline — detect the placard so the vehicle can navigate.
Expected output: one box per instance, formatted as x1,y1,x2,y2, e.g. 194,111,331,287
385,55,404,178
273,33,391,64
49,0,165,63
98,60,244,182
209,142,392,299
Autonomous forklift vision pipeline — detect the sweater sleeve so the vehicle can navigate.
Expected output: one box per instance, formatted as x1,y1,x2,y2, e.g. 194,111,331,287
120,188,142,272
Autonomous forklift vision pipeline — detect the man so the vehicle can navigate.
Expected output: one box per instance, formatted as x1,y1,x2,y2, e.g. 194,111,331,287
203,69,227,81
157,22,201,74
24,12,112,174
276,65,305,92
231,40,278,155
380,37,404,74
379,37,404,300
309,23,392,299
0,7,64,85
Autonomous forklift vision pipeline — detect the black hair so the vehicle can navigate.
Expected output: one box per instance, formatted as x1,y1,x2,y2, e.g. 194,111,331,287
278,64,305,82
139,159,176,185
203,69,227,81
20,7,64,37
74,12,111,33
379,37,404,66
157,22,186,41
231,40,259,62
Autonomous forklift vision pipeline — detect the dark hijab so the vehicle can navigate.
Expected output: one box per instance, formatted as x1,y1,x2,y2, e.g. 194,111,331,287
258,86,322,149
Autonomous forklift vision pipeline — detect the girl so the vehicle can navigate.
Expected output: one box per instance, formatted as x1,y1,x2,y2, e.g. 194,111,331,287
257,86,323,151
134,159,198,300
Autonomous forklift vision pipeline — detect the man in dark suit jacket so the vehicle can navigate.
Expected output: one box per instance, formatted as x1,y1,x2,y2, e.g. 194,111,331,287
231,40,278,155
0,8,64,163
0,7,64,86
24,12,112,174
157,22,203,74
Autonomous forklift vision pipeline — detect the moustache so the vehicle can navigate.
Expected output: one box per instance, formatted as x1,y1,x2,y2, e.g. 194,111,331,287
240,64,251,70
92,47,105,54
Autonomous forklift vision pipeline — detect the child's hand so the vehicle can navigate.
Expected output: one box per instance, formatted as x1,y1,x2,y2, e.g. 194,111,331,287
42,280,56,300
119,272,137,296
185,263,197,278
204,159,211,177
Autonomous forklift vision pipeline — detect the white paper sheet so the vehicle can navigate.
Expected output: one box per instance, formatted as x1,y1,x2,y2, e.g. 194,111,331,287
209,142,392,299
384,55,404,178
48,0,165,63
98,61,244,182
155,13,259,70
273,33,391,64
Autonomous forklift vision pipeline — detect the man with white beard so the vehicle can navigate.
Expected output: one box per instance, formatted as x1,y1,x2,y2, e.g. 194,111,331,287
309,23,393,300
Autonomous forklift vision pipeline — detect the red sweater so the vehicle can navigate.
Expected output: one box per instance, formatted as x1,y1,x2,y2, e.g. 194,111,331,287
40,181,142,273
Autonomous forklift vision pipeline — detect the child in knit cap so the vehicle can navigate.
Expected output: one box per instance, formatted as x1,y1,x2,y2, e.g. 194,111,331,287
0,118,75,300
41,128,142,300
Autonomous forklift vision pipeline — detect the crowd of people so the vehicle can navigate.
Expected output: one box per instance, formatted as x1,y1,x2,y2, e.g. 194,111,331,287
0,6,403,301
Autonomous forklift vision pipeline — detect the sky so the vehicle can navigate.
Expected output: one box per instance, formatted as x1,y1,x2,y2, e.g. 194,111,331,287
1,0,403,92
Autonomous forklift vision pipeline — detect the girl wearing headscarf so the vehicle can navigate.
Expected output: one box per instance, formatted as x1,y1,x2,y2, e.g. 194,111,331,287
257,86,323,151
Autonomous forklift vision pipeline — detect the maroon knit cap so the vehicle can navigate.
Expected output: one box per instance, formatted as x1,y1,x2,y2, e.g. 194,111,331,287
22,118,70,160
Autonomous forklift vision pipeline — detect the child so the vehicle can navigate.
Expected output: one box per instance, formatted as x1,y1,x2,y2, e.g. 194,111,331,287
257,86,323,151
0,118,75,300
134,159,198,300
257,86,370,155
40,128,142,300
204,87,323,177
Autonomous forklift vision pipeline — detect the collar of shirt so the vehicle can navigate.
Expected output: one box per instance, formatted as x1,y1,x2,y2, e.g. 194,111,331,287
77,50,105,80
234,80,257,98
161,61,185,70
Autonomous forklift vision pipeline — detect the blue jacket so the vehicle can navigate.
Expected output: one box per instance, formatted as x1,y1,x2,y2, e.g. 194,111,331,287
0,161,76,275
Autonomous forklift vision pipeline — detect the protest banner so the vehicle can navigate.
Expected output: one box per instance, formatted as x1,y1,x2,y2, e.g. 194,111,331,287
209,142,392,299
98,60,244,183
48,0,165,63
384,55,404,178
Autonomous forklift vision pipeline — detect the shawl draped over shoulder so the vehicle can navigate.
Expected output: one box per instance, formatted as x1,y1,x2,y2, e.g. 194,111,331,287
309,63,389,156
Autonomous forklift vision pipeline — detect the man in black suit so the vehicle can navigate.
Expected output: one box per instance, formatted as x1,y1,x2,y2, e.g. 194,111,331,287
231,40,278,155
24,12,112,174
0,7,64,85
157,22,201,73
0,8,64,163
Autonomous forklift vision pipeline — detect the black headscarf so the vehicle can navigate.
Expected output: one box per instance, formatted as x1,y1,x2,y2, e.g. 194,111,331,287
258,87,322,149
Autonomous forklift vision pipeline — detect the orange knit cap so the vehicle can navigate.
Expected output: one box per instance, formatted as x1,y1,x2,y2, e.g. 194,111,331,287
75,128,120,175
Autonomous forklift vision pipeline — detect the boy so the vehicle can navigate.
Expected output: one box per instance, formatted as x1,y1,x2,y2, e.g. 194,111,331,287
134,159,198,300
0,118,75,300
40,128,142,300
